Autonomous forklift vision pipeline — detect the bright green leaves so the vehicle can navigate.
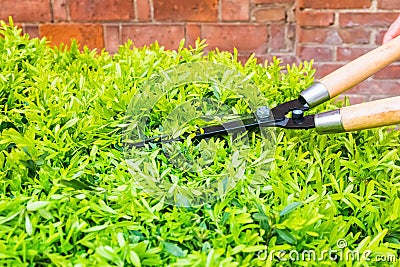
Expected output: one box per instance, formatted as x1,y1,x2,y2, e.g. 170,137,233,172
0,20,399,266
26,200,50,211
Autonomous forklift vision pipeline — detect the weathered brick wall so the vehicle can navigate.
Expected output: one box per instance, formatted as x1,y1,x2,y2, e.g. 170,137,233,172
297,0,400,103
1,0,399,102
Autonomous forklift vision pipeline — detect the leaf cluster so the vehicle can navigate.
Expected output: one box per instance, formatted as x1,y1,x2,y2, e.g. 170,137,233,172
0,19,399,266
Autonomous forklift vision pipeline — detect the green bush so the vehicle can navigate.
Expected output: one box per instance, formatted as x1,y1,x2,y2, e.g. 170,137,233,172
0,19,399,266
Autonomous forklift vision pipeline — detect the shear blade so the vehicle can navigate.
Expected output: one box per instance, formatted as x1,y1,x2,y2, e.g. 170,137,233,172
131,98,316,148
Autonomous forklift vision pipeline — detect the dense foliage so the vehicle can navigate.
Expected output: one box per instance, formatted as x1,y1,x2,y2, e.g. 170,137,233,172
0,20,399,266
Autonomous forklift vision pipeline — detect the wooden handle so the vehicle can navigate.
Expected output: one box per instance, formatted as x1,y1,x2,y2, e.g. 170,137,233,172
320,35,400,98
341,96,400,132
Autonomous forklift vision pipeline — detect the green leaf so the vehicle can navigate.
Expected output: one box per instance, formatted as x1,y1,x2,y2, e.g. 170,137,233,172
242,245,267,253
98,199,117,214
231,244,246,255
368,229,388,248
96,245,117,262
61,118,79,131
27,201,50,211
279,201,302,216
25,212,33,236
83,223,109,233
0,211,21,224
60,179,94,190
276,229,296,244
162,241,186,257
253,213,268,221
129,250,141,267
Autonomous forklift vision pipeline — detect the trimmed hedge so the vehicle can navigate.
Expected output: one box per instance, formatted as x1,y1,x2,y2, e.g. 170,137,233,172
0,20,399,266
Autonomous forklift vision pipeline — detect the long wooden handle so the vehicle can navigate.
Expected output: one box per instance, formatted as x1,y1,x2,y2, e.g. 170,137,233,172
320,35,400,98
340,96,400,132
315,96,400,133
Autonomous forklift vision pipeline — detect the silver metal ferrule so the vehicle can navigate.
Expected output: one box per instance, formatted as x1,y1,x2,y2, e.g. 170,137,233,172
300,82,330,108
315,110,345,134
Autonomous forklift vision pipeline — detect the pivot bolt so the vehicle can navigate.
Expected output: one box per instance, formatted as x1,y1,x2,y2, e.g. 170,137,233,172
256,106,271,120
292,109,304,122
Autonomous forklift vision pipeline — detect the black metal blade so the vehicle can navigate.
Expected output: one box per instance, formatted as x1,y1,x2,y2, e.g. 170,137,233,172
130,97,315,148
273,115,315,129
130,115,271,149
270,98,309,119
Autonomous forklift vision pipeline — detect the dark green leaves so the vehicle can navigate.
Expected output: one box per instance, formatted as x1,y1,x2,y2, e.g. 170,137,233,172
276,229,296,244
279,201,302,217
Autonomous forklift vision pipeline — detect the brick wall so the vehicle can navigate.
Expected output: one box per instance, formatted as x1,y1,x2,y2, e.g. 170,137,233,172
297,0,400,103
1,0,399,102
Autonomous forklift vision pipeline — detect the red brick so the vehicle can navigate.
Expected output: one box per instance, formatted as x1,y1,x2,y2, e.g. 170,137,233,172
23,25,40,38
313,63,344,78
370,95,399,101
154,0,218,22
69,0,134,21
253,8,286,22
374,64,400,79
378,0,400,9
288,23,296,39
104,25,120,53
270,24,289,52
376,30,386,45
0,0,51,22
252,0,294,4
53,0,68,21
296,11,334,27
202,24,268,54
298,0,372,9
257,54,299,66
336,47,372,61
298,28,343,45
374,29,400,46
121,24,185,50
221,0,249,21
40,24,104,50
273,23,295,52
349,80,400,95
339,13,398,28
336,95,370,105
297,45,333,61
137,0,152,21
238,54,298,66
338,28,370,44
186,24,201,47
298,28,329,43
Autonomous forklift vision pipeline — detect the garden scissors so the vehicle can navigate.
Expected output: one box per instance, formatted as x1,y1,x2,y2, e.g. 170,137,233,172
133,36,400,148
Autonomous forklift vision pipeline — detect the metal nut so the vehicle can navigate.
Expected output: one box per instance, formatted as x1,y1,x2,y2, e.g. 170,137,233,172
256,106,270,119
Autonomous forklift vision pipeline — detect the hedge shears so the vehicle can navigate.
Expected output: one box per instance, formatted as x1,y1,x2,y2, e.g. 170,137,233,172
133,36,400,148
